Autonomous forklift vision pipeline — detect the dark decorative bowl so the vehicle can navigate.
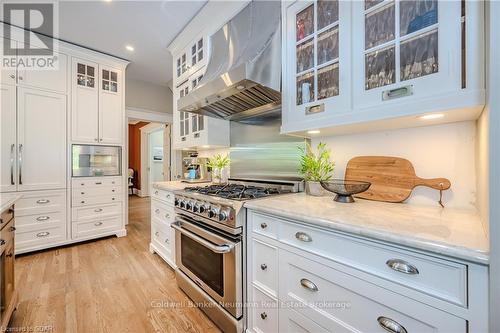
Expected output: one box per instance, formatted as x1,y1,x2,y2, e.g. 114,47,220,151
320,179,371,203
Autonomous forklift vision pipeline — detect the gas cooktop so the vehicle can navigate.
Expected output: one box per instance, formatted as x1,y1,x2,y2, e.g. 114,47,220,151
184,183,284,201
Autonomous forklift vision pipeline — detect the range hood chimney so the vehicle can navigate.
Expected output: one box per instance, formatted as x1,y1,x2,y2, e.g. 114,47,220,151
177,0,281,122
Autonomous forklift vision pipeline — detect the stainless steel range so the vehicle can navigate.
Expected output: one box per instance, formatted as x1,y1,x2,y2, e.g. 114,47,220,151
172,178,302,333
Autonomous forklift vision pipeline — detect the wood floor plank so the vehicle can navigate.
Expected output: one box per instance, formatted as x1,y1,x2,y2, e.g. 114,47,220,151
11,196,221,333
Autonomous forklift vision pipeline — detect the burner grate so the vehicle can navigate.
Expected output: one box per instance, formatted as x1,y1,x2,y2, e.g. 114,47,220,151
184,184,283,200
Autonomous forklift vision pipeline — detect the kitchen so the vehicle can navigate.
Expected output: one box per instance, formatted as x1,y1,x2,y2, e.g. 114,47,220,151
0,0,498,332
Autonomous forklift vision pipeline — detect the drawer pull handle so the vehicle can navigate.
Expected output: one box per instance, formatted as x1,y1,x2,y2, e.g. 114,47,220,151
155,231,160,237
377,316,408,333
94,208,103,213
295,231,312,242
36,199,50,204
112,198,116,201
36,216,50,221
165,239,170,244
9,226,16,232
81,192,85,195
260,223,267,229
94,222,103,226
155,209,160,214
0,239,5,245
165,214,170,219
166,194,171,199
260,264,267,271
36,232,50,237
260,312,267,320
112,181,115,184
300,278,318,292
155,191,159,195
386,259,419,275
81,201,85,204
95,182,102,185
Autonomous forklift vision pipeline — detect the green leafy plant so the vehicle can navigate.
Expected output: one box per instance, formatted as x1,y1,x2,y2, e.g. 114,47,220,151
206,154,230,171
299,142,335,182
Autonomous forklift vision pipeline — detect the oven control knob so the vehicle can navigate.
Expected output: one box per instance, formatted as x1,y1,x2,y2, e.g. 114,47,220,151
218,210,229,222
186,201,193,211
174,198,179,206
209,207,219,219
179,200,186,209
193,202,201,213
198,204,206,214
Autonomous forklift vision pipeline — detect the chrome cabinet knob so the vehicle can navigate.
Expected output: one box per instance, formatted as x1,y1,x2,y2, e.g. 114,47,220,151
386,259,419,275
260,312,267,320
155,209,160,214
0,239,5,245
260,223,267,229
260,264,267,271
377,316,408,333
9,74,15,79
155,231,160,237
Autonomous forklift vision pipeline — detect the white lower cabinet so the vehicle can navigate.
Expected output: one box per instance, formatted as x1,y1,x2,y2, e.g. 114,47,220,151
246,210,488,333
149,187,176,269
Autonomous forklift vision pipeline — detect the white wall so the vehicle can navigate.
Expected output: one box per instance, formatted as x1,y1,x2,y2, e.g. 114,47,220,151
125,77,173,114
311,121,477,210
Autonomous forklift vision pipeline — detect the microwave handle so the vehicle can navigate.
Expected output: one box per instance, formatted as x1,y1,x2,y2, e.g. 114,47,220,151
172,220,234,254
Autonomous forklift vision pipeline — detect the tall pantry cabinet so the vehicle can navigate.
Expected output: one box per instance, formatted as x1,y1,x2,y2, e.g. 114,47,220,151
1,27,128,254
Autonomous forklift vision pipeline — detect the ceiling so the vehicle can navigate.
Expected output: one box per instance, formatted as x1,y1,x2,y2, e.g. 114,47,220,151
57,1,207,86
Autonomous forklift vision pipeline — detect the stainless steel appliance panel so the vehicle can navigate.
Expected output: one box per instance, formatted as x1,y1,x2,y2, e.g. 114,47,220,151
72,145,121,177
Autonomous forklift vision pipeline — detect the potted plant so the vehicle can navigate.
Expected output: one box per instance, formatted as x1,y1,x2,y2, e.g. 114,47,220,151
299,142,335,196
207,154,230,184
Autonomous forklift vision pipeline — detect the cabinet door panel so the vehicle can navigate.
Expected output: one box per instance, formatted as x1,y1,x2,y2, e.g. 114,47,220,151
17,88,66,191
99,67,123,144
72,58,99,143
18,51,68,93
0,38,17,86
0,85,17,192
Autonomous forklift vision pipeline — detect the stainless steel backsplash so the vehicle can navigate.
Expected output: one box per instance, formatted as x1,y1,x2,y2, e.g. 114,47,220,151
229,117,308,179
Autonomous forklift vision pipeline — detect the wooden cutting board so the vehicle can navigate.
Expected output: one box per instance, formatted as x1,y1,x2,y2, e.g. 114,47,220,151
345,156,451,203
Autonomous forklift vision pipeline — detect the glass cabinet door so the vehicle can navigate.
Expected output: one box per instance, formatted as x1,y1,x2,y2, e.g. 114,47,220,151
76,62,96,88
284,0,351,130
353,0,461,109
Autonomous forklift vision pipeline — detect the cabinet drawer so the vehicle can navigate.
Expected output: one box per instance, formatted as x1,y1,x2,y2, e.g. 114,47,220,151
279,220,467,306
72,186,122,198
0,220,15,250
279,250,466,333
16,211,65,230
72,203,122,221
72,177,121,188
151,200,175,223
249,285,278,333
15,190,66,216
151,218,173,255
0,206,14,227
72,216,121,239
73,194,122,207
252,238,278,297
279,308,329,333
251,212,278,239
16,224,66,251
151,188,175,206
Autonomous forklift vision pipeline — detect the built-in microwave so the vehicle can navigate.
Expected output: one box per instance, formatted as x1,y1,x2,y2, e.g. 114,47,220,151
72,145,121,177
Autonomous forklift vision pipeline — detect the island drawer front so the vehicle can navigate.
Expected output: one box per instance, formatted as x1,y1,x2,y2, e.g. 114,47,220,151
72,177,122,188
0,219,15,248
16,211,65,230
16,224,66,250
279,250,467,333
250,212,279,239
72,186,122,199
72,203,122,221
278,219,467,307
72,216,121,239
151,200,175,223
152,188,175,206
1,207,14,227
249,285,278,333
15,190,66,217
279,308,329,333
151,218,173,256
73,194,122,207
252,238,278,297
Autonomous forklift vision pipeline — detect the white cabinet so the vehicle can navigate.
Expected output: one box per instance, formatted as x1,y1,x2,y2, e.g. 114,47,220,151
281,0,485,135
71,58,124,144
283,0,352,131
17,51,68,94
149,187,176,269
0,85,17,193
1,85,66,192
1,38,17,86
17,88,67,191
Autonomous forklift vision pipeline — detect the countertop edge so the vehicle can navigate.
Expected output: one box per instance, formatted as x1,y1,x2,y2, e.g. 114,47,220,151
244,202,490,266
0,194,23,214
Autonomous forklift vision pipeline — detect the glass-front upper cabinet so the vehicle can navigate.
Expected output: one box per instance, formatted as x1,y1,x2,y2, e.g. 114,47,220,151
352,0,462,109
76,62,96,89
178,80,190,141
283,0,351,131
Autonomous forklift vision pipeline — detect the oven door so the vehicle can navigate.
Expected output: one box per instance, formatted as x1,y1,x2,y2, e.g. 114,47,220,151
172,216,242,319
72,144,122,177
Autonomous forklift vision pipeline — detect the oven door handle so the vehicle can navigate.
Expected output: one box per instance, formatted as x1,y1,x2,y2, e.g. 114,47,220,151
172,221,235,254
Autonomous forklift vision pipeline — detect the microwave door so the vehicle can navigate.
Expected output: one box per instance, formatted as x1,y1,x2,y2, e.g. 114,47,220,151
72,145,122,177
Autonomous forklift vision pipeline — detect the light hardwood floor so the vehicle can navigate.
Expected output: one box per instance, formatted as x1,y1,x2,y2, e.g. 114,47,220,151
11,196,221,333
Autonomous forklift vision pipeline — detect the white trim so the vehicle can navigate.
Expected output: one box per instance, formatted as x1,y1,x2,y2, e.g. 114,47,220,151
127,107,172,123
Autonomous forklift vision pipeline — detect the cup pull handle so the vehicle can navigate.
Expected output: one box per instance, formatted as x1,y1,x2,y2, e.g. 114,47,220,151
300,278,319,292
377,316,408,333
94,208,103,213
386,259,419,275
94,222,103,226
36,216,50,221
36,199,50,204
295,231,312,242
36,232,50,237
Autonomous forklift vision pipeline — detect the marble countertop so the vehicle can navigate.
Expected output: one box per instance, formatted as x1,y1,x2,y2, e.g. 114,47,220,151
152,180,212,192
244,193,489,265
0,193,23,214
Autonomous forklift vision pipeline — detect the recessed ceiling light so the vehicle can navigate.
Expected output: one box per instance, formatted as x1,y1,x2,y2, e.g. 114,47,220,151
419,113,444,120
307,130,321,134
125,45,134,52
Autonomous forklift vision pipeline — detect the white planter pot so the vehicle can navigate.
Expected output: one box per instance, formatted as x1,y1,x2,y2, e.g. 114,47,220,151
305,181,326,196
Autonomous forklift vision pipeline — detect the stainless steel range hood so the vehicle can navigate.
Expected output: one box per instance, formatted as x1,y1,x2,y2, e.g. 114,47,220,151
177,0,281,122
